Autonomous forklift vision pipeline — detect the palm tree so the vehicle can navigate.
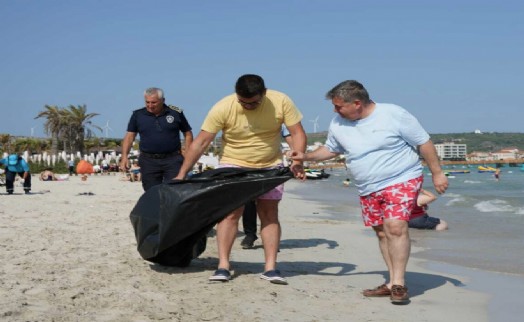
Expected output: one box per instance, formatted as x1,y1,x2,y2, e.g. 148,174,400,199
64,105,102,154
35,105,62,154
12,137,43,155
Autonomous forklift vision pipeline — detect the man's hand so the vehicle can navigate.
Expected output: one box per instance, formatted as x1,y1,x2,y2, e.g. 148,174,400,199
290,161,305,181
119,157,129,172
287,150,305,161
432,172,449,194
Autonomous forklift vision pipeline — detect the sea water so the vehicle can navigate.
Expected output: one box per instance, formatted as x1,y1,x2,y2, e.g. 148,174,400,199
287,166,524,277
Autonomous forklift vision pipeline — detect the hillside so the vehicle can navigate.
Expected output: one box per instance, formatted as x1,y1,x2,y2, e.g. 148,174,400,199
430,132,524,153
305,132,524,153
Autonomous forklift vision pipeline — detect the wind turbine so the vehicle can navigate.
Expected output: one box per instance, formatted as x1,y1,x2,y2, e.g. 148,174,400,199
309,116,319,133
103,121,113,138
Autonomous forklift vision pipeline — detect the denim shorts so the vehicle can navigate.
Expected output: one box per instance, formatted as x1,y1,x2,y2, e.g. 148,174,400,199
408,214,441,229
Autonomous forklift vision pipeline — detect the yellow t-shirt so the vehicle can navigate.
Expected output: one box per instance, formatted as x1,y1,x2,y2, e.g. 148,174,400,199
201,89,303,168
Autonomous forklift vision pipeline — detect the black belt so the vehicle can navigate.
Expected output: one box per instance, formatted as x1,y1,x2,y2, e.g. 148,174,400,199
139,151,180,159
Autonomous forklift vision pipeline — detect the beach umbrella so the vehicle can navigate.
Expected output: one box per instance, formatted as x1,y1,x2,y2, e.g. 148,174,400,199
130,167,293,267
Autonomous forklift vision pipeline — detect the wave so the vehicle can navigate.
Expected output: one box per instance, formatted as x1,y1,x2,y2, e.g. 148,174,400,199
463,180,482,184
474,199,518,213
445,197,466,206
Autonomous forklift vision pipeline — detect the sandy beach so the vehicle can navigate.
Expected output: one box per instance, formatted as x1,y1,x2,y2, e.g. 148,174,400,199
0,174,489,321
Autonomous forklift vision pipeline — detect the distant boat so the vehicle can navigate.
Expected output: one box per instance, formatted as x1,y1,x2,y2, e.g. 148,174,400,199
445,169,471,175
478,166,497,173
304,169,330,180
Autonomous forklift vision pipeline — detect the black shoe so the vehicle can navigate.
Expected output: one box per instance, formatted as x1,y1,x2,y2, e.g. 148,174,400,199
25,191,31,194
241,235,257,249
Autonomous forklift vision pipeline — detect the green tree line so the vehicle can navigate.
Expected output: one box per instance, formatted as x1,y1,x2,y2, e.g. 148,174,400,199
0,105,108,155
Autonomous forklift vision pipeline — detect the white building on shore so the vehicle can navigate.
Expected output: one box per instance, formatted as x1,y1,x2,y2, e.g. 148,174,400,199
434,142,467,160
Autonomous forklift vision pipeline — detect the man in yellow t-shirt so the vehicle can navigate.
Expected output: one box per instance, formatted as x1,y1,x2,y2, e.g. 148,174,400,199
175,74,307,284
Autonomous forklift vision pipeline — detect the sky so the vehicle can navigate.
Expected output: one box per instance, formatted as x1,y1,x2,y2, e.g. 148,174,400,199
1,0,523,138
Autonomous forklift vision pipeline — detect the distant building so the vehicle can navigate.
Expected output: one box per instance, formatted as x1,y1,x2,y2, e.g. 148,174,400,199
491,148,521,160
434,142,467,160
467,147,523,162
467,151,492,162
474,129,483,134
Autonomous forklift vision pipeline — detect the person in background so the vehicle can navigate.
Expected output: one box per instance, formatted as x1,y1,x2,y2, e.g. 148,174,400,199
129,161,142,182
175,74,307,284
0,154,32,194
409,188,448,230
288,80,448,304
101,159,110,175
241,126,294,249
68,159,75,176
40,168,57,181
120,87,193,191
494,168,501,181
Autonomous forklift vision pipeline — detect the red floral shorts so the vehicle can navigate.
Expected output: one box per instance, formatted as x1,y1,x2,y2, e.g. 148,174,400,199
359,176,423,227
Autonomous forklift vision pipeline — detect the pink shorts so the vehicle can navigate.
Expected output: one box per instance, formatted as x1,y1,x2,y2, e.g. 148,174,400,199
218,164,284,200
359,176,423,227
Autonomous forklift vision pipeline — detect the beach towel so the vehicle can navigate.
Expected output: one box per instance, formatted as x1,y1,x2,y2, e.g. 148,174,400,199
129,167,293,267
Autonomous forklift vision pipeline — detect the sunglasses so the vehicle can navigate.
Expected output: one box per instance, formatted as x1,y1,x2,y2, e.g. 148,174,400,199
237,97,263,107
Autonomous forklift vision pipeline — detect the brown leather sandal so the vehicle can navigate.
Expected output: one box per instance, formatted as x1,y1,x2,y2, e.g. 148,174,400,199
390,285,409,304
363,284,391,297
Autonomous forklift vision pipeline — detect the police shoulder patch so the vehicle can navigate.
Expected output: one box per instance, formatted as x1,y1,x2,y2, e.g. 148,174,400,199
168,105,183,113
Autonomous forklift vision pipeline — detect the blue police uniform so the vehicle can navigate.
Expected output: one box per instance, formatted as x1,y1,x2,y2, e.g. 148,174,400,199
127,104,192,191
0,154,32,194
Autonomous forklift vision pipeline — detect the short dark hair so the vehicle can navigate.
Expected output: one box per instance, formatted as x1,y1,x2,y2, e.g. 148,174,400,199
326,80,371,104
235,74,266,98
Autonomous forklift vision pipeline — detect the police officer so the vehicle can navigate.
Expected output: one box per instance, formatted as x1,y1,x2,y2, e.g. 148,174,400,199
120,87,193,191
0,154,32,194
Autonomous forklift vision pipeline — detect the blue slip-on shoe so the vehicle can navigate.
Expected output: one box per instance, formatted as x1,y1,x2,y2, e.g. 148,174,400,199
260,269,288,285
209,268,231,282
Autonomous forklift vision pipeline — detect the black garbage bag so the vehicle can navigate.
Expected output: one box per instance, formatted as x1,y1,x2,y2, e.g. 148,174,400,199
129,166,294,267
